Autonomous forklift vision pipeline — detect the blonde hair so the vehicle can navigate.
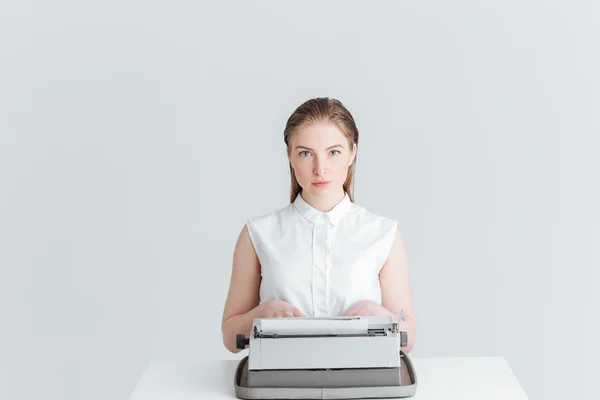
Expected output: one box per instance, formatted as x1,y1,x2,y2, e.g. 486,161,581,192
283,97,359,203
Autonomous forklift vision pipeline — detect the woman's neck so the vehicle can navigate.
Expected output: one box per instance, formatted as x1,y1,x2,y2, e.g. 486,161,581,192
301,188,346,213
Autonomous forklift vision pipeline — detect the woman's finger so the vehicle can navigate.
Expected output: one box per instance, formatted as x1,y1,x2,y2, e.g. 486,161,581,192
292,308,305,317
349,306,367,316
343,306,357,316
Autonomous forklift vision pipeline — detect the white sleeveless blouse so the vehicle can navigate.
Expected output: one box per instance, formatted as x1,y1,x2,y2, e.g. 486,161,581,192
246,193,398,317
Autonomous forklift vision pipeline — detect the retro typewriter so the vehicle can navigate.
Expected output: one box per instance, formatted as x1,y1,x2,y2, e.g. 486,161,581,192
233,315,417,399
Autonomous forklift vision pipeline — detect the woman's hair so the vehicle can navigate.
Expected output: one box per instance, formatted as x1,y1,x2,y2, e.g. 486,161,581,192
283,97,359,203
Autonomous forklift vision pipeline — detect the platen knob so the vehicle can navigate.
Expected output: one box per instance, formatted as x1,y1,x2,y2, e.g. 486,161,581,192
236,334,249,350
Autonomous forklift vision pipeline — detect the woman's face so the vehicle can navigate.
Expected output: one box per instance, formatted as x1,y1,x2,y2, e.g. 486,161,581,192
287,121,356,198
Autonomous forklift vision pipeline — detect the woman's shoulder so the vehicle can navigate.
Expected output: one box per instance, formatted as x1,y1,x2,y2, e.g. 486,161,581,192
245,202,296,232
248,202,295,221
348,202,398,230
348,204,399,257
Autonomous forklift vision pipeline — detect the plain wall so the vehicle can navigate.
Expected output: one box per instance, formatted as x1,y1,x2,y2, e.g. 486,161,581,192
1,1,598,399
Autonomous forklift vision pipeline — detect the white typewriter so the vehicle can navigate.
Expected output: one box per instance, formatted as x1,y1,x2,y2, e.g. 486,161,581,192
233,315,417,399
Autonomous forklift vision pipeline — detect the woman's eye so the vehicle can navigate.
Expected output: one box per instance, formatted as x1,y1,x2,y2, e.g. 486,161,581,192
299,151,310,157
330,150,341,156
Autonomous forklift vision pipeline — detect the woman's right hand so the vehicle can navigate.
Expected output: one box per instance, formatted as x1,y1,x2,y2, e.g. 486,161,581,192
252,299,306,318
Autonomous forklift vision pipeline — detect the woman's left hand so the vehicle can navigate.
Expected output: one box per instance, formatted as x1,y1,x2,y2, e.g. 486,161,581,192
342,299,393,317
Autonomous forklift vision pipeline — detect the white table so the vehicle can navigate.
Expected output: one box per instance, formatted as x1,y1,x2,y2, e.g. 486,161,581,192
128,356,529,400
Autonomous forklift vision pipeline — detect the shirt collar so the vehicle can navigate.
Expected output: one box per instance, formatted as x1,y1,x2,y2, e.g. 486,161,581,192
293,192,353,226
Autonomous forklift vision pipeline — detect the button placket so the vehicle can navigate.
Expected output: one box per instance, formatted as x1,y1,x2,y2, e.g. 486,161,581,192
312,214,330,317
324,217,332,315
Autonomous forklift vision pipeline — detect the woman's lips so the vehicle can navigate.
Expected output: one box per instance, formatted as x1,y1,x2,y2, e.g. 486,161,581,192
312,181,331,188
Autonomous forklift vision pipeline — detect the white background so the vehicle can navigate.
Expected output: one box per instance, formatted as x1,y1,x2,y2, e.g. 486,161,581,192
1,1,598,399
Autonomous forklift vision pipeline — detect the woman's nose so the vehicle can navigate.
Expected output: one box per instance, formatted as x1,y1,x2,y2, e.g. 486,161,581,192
313,157,328,176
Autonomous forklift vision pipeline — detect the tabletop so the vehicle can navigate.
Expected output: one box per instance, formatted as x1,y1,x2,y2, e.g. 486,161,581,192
128,356,529,400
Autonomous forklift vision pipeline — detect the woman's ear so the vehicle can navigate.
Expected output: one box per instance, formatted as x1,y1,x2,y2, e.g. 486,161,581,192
349,143,357,166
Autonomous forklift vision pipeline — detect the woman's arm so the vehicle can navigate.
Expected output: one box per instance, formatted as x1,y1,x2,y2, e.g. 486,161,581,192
221,224,307,353
379,226,417,353
221,224,262,354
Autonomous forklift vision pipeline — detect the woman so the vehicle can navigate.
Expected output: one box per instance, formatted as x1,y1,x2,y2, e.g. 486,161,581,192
221,97,416,354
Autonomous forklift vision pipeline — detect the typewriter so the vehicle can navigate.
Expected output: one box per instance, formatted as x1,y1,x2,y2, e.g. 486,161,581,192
233,315,417,399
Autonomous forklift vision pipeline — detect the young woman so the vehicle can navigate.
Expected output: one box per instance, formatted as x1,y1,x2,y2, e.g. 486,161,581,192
221,97,416,354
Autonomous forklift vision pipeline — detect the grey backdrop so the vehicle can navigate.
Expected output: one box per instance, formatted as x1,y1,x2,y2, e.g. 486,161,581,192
1,1,598,399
